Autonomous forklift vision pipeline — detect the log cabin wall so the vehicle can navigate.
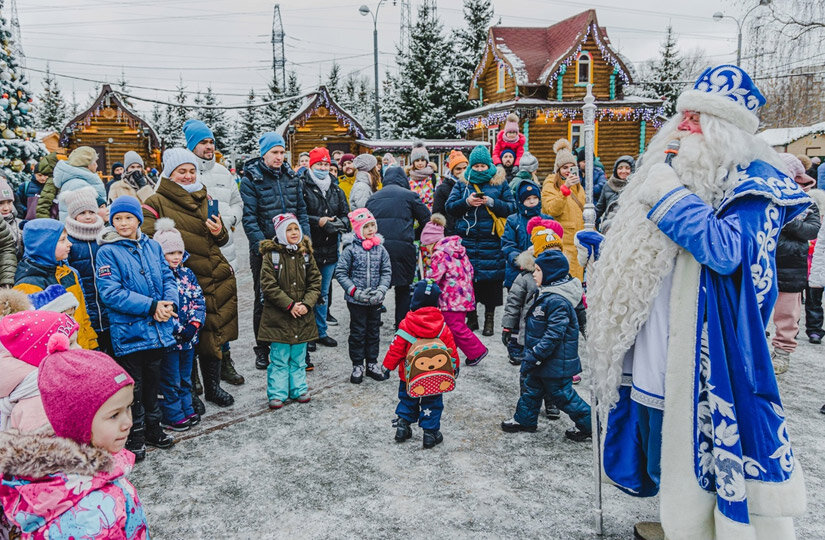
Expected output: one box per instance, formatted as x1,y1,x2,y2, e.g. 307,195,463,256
475,43,517,104
287,106,360,161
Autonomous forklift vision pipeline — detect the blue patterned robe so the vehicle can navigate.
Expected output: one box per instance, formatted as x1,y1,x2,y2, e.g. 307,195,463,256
603,160,809,535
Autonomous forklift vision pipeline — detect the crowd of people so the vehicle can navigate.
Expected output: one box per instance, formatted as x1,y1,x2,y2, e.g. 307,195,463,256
0,62,819,538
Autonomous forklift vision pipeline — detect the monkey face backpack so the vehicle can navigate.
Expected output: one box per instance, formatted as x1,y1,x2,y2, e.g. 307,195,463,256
395,325,456,398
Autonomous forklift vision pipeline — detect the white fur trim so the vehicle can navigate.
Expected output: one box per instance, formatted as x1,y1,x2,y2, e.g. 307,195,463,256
746,464,807,517
41,293,79,314
659,252,716,540
677,90,759,135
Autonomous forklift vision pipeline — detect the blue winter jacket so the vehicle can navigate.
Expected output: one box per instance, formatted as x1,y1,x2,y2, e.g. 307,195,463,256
334,233,392,305
445,171,516,282
523,276,583,378
95,227,178,356
66,219,108,335
591,166,607,202
52,161,106,221
240,158,310,255
501,178,548,288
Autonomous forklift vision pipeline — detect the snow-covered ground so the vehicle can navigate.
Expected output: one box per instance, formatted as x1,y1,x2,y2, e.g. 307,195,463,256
133,233,824,539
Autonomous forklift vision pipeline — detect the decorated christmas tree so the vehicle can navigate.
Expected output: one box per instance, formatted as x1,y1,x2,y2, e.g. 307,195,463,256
0,0,44,187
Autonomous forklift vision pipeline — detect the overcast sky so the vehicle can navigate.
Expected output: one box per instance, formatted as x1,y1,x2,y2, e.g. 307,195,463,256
16,0,743,114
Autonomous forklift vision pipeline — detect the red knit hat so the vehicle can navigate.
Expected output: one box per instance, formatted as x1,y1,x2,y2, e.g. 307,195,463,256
38,333,134,444
309,147,331,168
0,311,79,367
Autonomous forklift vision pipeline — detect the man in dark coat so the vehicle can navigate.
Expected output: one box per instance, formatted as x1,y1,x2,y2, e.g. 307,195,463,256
240,132,310,369
366,166,431,326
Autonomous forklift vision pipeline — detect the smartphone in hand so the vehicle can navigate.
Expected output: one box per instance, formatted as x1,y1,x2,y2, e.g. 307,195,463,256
207,199,219,220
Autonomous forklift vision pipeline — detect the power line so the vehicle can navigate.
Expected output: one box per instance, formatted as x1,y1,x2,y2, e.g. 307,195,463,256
112,89,312,110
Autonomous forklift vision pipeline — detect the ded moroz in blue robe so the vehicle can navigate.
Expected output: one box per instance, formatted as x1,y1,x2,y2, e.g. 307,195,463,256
603,160,809,538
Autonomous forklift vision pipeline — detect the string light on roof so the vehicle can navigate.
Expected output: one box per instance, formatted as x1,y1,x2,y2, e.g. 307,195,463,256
456,104,664,132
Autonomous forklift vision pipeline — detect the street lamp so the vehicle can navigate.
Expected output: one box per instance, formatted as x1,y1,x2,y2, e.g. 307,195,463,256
713,0,771,66
359,1,386,139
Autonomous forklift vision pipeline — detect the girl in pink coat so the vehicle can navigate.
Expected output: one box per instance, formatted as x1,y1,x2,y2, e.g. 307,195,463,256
492,113,526,166
427,233,488,365
0,334,150,540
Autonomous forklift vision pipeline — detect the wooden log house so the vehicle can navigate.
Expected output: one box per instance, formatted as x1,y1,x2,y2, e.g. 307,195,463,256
59,84,161,178
277,86,368,163
456,10,663,180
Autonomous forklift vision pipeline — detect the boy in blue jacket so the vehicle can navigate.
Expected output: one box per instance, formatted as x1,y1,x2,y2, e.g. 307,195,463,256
500,250,592,442
96,196,179,461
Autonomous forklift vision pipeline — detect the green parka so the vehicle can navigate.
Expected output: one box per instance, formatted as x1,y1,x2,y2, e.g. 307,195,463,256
258,236,321,344
35,177,58,219
0,217,18,286
141,177,239,358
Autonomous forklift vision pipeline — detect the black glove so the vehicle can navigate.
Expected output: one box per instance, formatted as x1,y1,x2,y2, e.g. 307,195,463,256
125,169,148,189
177,323,199,343
454,366,460,379
501,328,512,347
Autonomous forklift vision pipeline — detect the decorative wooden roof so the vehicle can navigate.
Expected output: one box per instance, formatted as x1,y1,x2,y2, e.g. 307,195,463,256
59,84,160,148
276,85,368,139
471,10,635,90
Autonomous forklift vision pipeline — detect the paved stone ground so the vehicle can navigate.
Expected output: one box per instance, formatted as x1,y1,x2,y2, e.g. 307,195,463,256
132,232,824,539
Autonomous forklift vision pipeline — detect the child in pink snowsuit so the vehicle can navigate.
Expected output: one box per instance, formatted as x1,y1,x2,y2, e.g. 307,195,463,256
427,232,488,366
0,334,150,539
492,113,526,166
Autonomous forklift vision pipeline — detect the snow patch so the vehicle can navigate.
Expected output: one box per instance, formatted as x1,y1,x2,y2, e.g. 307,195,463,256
494,41,529,86
757,121,825,148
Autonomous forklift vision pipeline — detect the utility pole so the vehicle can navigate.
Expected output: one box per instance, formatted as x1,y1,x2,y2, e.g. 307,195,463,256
9,0,24,68
398,0,411,51
271,4,286,88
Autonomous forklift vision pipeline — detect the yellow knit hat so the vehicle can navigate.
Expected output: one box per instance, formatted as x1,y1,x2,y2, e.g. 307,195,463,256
527,216,564,256
67,146,98,168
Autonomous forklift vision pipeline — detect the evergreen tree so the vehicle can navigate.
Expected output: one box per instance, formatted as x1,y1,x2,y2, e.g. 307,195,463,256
35,64,68,131
285,70,301,99
454,0,494,111
0,1,44,187
197,86,230,151
338,71,375,136
648,26,684,117
158,78,189,147
117,69,134,108
69,86,80,117
234,89,260,156
384,2,461,138
326,61,342,100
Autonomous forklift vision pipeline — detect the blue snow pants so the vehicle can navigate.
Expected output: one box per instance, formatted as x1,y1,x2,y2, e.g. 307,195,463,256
395,380,443,431
267,342,308,401
515,374,591,431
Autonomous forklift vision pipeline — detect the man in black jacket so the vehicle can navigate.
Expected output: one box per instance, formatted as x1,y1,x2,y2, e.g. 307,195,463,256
366,166,431,326
240,132,310,369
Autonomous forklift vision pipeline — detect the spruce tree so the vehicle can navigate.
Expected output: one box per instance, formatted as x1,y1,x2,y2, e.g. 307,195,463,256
455,0,494,111
648,26,685,117
0,1,44,187
326,62,342,100
198,86,230,151
117,69,134,108
159,78,189,148
36,64,68,132
338,72,375,135
235,89,260,156
385,2,461,138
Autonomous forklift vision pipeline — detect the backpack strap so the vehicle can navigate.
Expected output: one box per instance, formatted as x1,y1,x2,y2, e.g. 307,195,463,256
395,329,417,345
436,323,446,339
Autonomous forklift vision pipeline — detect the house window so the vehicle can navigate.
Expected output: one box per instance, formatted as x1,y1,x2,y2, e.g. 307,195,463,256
497,63,506,93
576,51,592,85
488,126,500,143
568,120,598,156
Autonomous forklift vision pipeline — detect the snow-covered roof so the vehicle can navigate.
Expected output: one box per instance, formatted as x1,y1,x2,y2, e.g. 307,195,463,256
356,139,490,151
276,86,368,139
757,121,825,147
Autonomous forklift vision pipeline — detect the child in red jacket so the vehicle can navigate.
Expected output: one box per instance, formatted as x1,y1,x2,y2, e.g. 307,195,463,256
492,113,526,166
383,279,460,449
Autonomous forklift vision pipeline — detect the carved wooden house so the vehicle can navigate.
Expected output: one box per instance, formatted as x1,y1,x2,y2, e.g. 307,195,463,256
59,84,161,178
456,9,663,179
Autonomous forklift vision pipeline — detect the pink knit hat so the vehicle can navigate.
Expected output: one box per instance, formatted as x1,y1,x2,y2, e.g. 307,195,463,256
420,213,446,246
153,217,185,254
38,333,134,444
778,153,816,192
348,208,381,249
0,311,79,367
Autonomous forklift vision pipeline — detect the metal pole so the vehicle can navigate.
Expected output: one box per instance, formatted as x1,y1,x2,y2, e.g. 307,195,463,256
373,23,381,138
736,24,743,65
582,83,603,536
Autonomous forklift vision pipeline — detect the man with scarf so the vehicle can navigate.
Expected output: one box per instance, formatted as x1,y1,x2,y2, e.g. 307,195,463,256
583,65,808,539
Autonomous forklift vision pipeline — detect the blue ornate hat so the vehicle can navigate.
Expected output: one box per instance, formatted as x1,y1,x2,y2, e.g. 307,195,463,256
676,64,766,134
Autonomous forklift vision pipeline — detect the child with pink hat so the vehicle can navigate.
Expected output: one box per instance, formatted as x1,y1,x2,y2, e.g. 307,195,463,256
0,333,150,539
335,208,392,384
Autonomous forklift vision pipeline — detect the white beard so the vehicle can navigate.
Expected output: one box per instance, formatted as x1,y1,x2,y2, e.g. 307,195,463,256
587,113,783,416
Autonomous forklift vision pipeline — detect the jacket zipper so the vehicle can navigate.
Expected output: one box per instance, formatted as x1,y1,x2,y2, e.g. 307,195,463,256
88,241,104,328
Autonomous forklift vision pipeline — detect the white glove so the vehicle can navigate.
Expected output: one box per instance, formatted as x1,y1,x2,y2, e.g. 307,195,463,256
639,163,683,208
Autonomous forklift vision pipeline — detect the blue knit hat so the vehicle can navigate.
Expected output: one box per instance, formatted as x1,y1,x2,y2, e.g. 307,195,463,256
183,119,215,151
535,250,569,285
29,284,78,313
410,279,441,311
259,132,286,157
109,195,143,225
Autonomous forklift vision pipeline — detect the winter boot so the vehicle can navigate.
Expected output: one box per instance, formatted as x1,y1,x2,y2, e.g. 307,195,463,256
466,310,479,331
633,522,665,540
202,354,235,407
350,364,364,384
482,308,496,336
220,350,245,386
394,417,412,442
254,343,269,370
501,418,537,433
564,427,592,442
192,357,203,395
191,393,206,416
772,349,790,375
126,425,146,462
422,429,443,449
146,423,175,449
545,404,561,420
366,362,387,381
305,351,314,372
466,347,488,367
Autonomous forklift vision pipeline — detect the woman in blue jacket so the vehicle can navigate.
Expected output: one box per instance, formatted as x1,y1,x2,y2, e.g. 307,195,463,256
446,146,516,336
96,195,179,461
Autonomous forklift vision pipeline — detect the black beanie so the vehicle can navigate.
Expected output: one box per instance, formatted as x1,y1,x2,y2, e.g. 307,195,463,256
410,279,441,311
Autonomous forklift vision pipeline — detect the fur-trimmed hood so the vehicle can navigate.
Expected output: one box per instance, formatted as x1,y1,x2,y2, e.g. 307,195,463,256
456,166,507,187
0,431,112,477
259,235,313,256
515,249,535,271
